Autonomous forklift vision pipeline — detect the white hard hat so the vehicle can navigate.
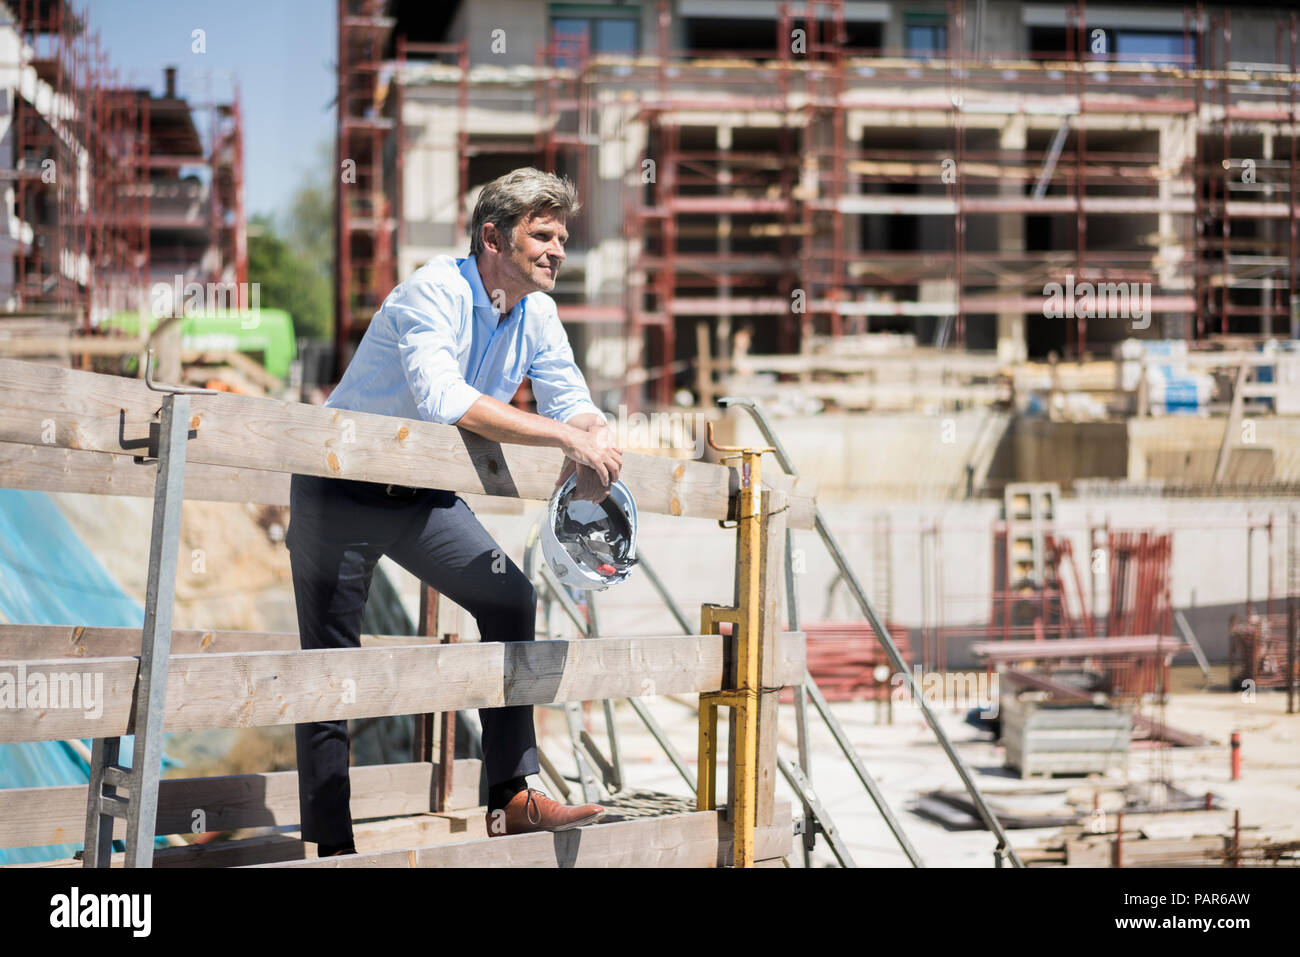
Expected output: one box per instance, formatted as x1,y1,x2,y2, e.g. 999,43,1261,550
541,474,638,590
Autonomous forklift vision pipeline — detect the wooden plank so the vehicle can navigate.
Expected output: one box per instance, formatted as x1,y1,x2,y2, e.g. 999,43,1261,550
0,441,290,503
0,358,816,527
766,470,816,532
0,337,148,357
0,624,461,660
254,803,793,868
0,759,483,849
0,442,532,514
1066,834,1226,868
0,633,806,742
7,810,493,869
17,805,793,869
6,833,310,869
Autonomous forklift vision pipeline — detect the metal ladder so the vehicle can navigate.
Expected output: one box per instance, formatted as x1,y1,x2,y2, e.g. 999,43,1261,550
82,356,214,868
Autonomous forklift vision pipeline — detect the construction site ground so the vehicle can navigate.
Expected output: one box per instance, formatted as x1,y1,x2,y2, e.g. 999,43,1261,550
569,672,1300,868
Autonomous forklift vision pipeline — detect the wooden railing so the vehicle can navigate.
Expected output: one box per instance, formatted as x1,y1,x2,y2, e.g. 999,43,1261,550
0,358,810,868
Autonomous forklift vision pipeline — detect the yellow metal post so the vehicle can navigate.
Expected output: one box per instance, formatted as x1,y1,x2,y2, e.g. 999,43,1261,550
696,422,775,867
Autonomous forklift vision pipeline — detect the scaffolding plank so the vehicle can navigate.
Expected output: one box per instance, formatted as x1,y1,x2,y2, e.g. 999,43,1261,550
0,633,806,742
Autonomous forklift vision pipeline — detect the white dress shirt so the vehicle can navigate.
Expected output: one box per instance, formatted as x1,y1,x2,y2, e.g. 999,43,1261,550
326,254,604,427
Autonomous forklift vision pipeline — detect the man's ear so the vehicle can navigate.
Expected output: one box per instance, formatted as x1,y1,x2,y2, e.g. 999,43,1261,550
481,222,503,254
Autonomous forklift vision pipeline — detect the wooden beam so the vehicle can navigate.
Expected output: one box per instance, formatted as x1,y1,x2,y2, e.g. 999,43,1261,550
7,833,310,869
0,337,148,357
0,760,483,849
182,350,283,391
253,803,793,868
0,442,530,513
16,806,792,869
0,624,474,660
7,810,492,869
0,441,289,504
0,358,816,527
0,633,806,742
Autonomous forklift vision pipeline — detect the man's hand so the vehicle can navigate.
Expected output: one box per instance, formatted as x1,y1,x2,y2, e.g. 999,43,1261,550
556,421,621,502
561,424,621,484
555,459,610,503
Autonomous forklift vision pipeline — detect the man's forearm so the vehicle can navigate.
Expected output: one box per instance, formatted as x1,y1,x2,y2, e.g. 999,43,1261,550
455,394,578,449
564,412,610,433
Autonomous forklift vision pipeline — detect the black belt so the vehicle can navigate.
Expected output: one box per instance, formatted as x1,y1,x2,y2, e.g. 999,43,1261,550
341,479,422,500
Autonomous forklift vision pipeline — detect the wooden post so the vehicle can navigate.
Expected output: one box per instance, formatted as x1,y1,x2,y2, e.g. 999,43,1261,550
413,585,439,764
755,488,788,829
695,320,713,409
695,422,780,867
435,631,458,812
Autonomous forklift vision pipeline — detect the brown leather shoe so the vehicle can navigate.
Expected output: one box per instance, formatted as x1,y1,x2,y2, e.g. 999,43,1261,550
485,788,604,838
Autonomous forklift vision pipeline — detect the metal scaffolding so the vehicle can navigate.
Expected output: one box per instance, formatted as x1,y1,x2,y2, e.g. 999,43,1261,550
337,0,1300,405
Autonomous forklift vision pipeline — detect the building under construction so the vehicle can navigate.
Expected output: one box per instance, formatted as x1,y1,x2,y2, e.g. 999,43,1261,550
0,0,1297,876
0,0,246,343
336,0,1300,410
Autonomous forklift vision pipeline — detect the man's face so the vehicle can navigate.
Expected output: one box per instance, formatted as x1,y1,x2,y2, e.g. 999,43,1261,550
503,210,567,294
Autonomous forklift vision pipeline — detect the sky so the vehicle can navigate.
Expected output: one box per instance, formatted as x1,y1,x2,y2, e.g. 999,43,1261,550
83,0,337,220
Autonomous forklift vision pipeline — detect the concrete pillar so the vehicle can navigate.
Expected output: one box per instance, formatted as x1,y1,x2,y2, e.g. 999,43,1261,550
998,115,1028,362
1262,130,1275,336
717,124,732,362
1157,116,1195,339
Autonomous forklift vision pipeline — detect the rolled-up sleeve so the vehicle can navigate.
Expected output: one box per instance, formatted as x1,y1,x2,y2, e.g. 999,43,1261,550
528,310,604,423
392,282,483,425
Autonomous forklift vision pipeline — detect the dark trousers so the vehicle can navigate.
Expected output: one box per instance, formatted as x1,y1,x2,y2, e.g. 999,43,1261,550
285,473,540,846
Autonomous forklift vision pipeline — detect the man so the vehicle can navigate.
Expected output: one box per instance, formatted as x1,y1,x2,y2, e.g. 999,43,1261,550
286,168,621,857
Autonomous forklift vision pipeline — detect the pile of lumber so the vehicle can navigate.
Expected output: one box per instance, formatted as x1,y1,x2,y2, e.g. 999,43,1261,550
1018,810,1300,867
917,781,1221,832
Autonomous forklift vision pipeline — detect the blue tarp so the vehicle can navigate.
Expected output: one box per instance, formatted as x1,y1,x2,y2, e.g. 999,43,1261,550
0,489,175,864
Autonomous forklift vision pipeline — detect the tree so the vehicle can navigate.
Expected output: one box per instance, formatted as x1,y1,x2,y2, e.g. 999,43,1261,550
247,141,335,341
247,213,331,341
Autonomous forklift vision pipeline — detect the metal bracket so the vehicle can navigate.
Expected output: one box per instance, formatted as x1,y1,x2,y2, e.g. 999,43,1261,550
132,351,217,464
144,349,220,397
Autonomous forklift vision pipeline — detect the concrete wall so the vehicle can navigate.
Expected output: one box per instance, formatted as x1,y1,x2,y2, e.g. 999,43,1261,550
729,408,1007,502
381,492,1295,675
1007,419,1128,484
1129,416,1300,484
727,409,1300,498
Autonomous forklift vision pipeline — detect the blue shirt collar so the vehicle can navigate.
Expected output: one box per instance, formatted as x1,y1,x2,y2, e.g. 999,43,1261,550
459,254,525,329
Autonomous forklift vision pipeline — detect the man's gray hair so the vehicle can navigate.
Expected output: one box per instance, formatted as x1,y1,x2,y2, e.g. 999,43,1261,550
469,168,581,256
